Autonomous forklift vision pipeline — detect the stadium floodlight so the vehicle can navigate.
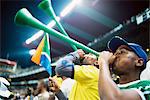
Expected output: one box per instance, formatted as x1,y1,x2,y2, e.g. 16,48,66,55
25,17,60,44
26,31,44,44
60,0,81,17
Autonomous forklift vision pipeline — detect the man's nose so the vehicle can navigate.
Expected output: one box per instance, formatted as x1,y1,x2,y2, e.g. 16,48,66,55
114,50,121,56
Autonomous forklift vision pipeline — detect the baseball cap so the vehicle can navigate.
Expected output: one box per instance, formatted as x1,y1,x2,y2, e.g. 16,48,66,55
107,36,148,64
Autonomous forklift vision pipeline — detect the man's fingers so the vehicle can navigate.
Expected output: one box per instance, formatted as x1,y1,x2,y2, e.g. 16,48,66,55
99,51,113,57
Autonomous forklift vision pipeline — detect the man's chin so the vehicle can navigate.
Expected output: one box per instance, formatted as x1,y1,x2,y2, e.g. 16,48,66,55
112,69,119,75
109,61,116,69
111,63,120,75
112,67,124,76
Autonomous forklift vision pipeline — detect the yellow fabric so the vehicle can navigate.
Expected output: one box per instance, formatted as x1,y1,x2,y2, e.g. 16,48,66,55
69,65,100,100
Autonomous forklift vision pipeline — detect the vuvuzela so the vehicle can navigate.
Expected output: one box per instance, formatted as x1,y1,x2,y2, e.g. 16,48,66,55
14,8,99,56
38,0,77,50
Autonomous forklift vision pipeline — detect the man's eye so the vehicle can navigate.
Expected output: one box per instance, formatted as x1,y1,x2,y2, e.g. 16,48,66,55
120,50,126,54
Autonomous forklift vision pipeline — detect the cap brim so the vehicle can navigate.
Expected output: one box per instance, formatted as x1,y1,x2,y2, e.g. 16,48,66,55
108,36,129,53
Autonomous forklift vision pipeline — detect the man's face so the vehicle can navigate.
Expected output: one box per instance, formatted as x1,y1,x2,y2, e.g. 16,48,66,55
111,45,139,75
82,56,97,65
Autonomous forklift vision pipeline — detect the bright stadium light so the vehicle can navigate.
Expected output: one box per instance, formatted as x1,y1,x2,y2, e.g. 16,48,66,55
61,0,81,17
26,31,44,44
29,49,36,55
25,17,60,44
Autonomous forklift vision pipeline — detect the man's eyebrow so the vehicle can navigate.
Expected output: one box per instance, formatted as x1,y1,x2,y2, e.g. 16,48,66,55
118,45,132,51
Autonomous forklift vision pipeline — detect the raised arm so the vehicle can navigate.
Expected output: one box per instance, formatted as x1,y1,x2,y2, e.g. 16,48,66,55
55,49,85,78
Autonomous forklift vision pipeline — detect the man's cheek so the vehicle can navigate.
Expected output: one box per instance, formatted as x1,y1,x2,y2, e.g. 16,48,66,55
120,59,132,67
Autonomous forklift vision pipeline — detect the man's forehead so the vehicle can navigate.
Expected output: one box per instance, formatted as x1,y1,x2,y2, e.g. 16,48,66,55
115,45,139,58
117,45,132,51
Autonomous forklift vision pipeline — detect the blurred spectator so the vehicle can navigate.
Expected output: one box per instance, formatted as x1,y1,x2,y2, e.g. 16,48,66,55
59,77,75,98
49,76,75,99
33,80,49,100
48,92,55,100
25,87,34,100
13,93,21,100
49,77,67,100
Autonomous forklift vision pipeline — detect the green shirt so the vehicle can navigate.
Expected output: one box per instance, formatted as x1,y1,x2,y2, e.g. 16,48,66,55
118,80,150,100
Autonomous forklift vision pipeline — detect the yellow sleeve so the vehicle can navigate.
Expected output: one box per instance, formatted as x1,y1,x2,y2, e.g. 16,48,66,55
74,65,99,83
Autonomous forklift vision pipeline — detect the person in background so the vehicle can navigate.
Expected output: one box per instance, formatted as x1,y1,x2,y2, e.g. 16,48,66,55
98,36,150,100
25,87,34,100
49,77,67,100
48,92,55,100
55,76,75,98
33,80,49,100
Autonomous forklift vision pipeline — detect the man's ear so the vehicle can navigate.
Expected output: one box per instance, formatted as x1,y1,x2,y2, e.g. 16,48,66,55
135,58,144,67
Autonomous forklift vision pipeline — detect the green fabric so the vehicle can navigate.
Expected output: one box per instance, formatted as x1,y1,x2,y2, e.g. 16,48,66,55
118,80,150,100
38,0,77,50
43,33,50,56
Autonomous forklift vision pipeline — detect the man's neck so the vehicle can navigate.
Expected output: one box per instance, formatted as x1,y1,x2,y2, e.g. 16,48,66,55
119,71,140,84
41,89,47,93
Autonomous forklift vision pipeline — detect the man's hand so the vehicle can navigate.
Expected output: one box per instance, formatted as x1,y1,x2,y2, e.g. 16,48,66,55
77,49,85,58
98,51,113,67
49,77,60,92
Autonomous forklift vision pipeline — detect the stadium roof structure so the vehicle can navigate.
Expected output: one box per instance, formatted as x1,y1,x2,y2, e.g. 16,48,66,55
0,58,17,67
